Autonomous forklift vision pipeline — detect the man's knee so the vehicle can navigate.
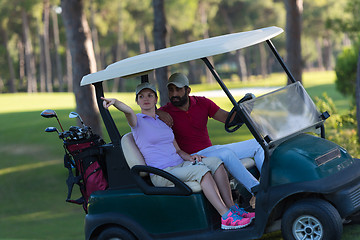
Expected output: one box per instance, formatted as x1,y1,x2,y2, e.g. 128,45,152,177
213,148,236,163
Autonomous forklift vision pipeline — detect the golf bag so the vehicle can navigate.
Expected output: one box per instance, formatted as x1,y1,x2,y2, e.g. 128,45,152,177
63,135,108,213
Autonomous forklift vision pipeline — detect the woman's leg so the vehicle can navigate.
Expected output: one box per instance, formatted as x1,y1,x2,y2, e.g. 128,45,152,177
212,164,234,209
200,172,229,216
154,162,229,216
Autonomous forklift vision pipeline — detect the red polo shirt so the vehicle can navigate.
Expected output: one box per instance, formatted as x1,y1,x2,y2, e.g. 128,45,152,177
160,96,220,154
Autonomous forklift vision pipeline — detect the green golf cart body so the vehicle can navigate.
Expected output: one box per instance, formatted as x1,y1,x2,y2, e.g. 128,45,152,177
80,26,360,240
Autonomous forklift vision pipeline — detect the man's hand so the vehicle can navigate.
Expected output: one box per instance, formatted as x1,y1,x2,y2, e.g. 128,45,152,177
190,154,205,164
156,109,174,127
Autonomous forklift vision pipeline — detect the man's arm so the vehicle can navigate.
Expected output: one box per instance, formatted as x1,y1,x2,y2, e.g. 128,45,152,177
156,109,174,127
212,108,229,123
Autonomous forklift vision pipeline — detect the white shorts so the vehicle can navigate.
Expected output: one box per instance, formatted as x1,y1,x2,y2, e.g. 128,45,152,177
150,156,223,187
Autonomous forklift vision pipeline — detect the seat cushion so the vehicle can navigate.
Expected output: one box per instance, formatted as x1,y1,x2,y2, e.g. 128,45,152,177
121,132,146,168
121,133,255,193
121,132,202,192
240,157,256,169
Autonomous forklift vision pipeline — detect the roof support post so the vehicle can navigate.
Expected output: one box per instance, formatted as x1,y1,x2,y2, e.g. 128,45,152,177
94,82,121,145
266,40,296,83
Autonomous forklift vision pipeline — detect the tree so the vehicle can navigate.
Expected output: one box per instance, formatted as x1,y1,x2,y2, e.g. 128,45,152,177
284,0,303,84
357,49,360,142
329,0,360,141
51,5,64,92
166,0,201,83
61,0,102,136
218,1,248,81
0,24,16,93
21,9,37,92
43,0,53,92
334,47,358,97
152,0,168,106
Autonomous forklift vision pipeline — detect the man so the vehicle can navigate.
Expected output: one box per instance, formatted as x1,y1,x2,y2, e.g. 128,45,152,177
158,73,264,197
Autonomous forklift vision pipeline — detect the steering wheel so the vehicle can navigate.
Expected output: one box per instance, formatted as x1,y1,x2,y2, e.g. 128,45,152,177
225,93,255,133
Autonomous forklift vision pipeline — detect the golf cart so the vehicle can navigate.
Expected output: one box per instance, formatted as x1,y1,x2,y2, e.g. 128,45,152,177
78,26,360,240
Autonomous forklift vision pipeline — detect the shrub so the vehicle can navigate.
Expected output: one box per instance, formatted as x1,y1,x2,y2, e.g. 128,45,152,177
314,94,360,156
335,46,359,99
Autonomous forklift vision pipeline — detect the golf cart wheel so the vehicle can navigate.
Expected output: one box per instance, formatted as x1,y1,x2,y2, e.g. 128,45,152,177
281,198,342,240
97,227,136,240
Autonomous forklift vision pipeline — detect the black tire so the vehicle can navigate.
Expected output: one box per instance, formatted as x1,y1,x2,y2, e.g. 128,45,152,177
97,227,136,240
281,198,343,240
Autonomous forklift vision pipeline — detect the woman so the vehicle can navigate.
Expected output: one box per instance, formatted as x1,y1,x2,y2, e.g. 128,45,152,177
101,82,253,230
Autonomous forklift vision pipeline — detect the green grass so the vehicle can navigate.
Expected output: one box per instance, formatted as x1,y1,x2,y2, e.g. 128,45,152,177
0,71,357,240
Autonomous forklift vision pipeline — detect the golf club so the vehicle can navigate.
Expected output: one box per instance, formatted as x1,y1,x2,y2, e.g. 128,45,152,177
45,127,59,133
69,112,85,127
41,109,64,131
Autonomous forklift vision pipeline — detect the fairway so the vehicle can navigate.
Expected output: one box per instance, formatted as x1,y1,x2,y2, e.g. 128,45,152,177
0,71,358,240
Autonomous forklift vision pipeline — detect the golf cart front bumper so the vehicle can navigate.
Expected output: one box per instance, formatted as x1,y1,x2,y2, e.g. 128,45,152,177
324,159,360,218
266,158,360,219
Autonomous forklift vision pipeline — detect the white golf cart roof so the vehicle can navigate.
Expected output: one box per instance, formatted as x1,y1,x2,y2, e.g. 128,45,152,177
81,26,283,86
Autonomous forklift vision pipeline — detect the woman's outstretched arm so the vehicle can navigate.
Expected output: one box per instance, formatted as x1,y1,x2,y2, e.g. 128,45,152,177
101,97,137,127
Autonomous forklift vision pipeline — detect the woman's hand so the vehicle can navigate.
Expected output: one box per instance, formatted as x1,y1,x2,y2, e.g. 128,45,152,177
100,97,137,127
101,97,117,109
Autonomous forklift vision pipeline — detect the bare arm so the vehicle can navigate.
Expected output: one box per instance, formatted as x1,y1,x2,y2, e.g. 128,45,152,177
173,139,204,162
101,97,137,127
213,93,255,124
212,108,230,123
156,109,174,127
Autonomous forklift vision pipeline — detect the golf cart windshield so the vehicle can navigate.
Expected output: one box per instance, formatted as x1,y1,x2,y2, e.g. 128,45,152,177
241,82,323,144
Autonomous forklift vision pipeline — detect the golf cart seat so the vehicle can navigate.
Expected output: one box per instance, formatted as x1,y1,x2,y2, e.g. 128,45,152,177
240,158,256,169
121,132,202,193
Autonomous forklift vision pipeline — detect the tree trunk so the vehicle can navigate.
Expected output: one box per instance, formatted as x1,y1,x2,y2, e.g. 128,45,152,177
1,26,16,93
89,0,108,92
356,50,360,142
38,25,46,92
61,0,102,136
183,32,200,84
284,0,303,84
51,7,64,92
153,0,168,106
315,38,324,70
66,47,73,92
22,9,37,93
259,43,268,78
18,40,25,90
112,1,125,93
219,7,247,82
323,35,333,70
198,0,214,84
43,0,53,92
0,77,4,92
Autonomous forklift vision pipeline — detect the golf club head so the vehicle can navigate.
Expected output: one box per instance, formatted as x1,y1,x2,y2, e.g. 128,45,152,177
45,127,59,133
41,109,57,118
41,109,64,131
69,112,85,126
69,112,79,119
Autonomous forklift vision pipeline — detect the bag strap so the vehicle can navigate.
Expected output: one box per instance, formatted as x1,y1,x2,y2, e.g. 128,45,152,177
64,153,83,203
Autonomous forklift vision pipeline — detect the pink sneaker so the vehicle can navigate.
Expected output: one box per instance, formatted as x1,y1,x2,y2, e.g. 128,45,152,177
221,210,251,230
231,204,255,220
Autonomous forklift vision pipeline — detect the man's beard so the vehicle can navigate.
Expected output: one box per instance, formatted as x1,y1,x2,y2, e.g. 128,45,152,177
170,93,188,107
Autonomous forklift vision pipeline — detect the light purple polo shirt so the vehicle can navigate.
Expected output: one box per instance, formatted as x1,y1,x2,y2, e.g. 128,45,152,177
131,113,184,170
